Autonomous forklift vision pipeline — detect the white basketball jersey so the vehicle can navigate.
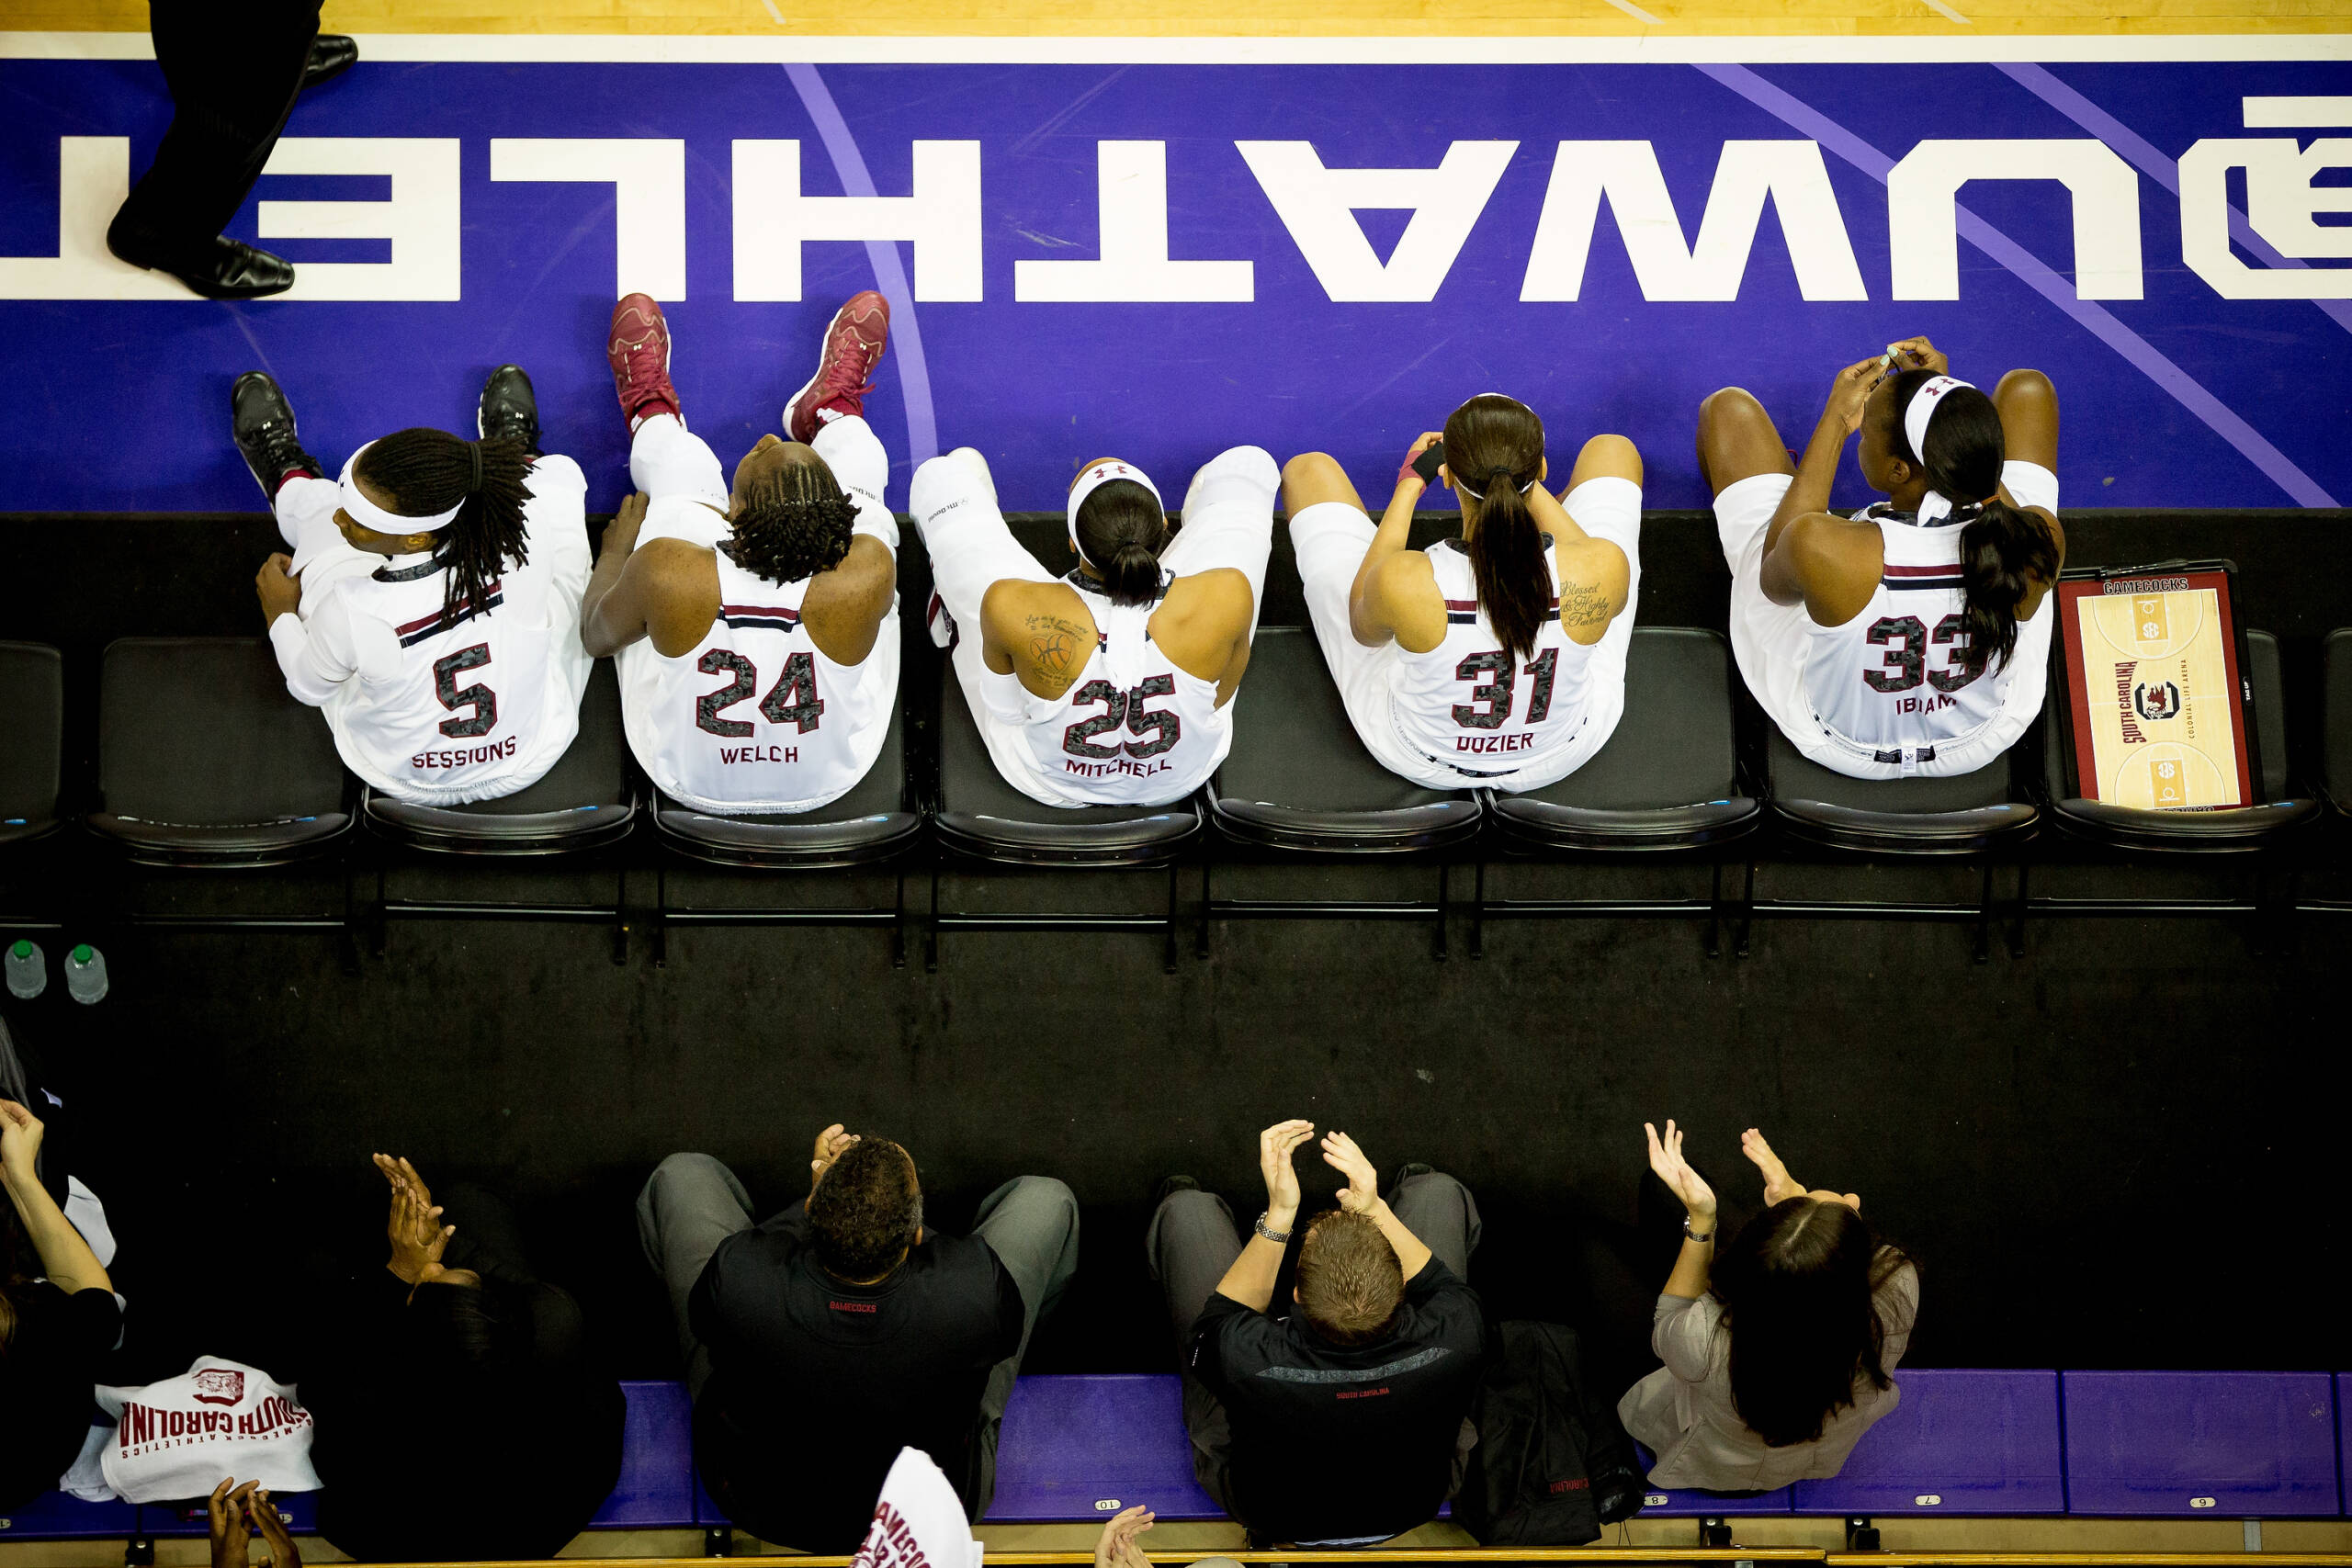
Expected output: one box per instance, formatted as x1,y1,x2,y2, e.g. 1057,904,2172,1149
1385,538,1599,783
327,547,561,797
980,570,1229,806
1800,507,2053,764
619,538,898,815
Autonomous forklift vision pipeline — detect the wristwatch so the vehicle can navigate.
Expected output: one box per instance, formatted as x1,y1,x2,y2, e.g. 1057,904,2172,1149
1254,1213,1293,1244
1683,1215,1714,1244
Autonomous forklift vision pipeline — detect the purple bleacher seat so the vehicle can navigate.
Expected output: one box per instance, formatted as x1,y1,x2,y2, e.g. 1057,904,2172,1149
0,1492,138,1539
1791,1370,2064,1516
2340,1375,2352,1517
2063,1371,2340,1516
590,1381,696,1529
986,1374,1223,1522
1633,1443,1793,1516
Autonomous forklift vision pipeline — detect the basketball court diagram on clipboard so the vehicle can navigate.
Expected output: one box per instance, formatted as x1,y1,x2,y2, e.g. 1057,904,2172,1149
2057,568,2256,812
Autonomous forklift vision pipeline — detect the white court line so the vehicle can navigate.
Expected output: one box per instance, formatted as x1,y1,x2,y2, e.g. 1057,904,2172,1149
1600,0,1666,25
4,28,2348,62
1921,0,1973,24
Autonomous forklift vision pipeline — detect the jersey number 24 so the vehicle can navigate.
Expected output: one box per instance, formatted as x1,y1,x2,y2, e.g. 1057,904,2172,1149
696,649,825,736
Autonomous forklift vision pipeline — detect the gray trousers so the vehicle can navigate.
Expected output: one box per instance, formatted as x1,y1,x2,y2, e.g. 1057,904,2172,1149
636,1152,1079,1520
1143,1172,1482,1522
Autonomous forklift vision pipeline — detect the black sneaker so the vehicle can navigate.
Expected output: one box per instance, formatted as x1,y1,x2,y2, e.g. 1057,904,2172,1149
231,372,322,502
479,364,540,455
1152,1175,1201,1210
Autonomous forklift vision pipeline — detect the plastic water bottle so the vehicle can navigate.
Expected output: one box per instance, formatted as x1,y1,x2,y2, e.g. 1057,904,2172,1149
63,944,107,1006
4,939,41,1000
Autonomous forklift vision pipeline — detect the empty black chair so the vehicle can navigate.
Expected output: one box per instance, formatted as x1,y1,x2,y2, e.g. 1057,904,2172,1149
1473,626,1761,953
362,659,638,959
88,637,351,867
1203,626,1481,957
2043,630,2318,852
0,642,64,853
930,665,1201,971
650,694,922,965
2326,627,2352,817
1754,705,2037,961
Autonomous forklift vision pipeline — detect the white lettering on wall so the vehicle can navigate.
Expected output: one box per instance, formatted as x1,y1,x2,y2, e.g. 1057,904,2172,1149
1521,140,1866,302
1015,141,1252,302
1886,139,2143,300
260,138,462,301
1236,140,1516,302
730,140,982,301
490,138,687,299
0,138,192,299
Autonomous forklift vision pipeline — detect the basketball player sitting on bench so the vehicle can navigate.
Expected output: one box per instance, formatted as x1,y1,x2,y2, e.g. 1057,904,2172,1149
908,442,1277,808
240,365,594,806
1147,1122,1487,1545
1696,336,2063,780
581,291,899,813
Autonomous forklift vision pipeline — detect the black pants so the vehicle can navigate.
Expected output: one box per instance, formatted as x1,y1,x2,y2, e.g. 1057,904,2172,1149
110,0,321,254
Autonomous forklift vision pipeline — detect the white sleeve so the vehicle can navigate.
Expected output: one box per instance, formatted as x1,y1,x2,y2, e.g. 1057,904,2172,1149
269,592,401,706
2003,460,2058,514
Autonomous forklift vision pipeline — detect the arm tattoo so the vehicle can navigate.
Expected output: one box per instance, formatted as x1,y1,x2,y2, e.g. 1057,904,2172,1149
1559,581,1615,630
1024,615,1092,695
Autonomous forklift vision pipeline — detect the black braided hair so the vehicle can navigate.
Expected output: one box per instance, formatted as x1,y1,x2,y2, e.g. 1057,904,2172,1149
721,458,861,585
353,429,534,621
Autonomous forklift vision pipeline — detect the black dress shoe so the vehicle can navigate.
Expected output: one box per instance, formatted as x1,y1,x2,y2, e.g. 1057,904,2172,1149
303,33,358,90
108,223,295,300
478,365,541,455
232,372,324,502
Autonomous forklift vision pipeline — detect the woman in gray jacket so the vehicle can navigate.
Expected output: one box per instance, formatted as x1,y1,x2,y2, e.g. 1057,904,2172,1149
1620,1122,1918,1493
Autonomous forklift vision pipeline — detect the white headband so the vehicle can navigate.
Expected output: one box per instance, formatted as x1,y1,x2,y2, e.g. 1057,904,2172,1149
1901,376,1980,527
339,440,465,536
1902,376,1973,474
1065,459,1162,567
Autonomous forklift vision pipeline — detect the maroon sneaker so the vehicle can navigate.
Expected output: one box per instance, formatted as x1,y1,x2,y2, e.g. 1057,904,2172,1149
783,290,889,444
607,293,680,429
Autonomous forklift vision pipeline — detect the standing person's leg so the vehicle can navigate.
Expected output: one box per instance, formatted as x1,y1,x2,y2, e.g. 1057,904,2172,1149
1385,1170,1481,1280
966,1175,1080,1519
109,0,316,265
1144,1185,1247,1512
1161,446,1279,635
635,1154,758,1397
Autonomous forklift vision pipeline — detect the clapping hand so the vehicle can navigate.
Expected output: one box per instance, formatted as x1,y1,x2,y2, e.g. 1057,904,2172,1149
1644,1119,1717,1226
1742,1128,1804,1206
375,1154,453,1287
209,1480,300,1568
1257,1119,1314,1223
0,1099,45,1192
1092,1505,1155,1568
1319,1130,1381,1215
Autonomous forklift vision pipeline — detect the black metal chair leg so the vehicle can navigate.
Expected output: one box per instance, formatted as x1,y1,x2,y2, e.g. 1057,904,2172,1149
1195,853,1213,960
1469,860,1486,960
891,868,908,969
925,859,941,974
1161,858,1181,974
372,861,390,958
1735,860,1755,958
653,859,670,969
1431,860,1449,962
336,844,361,976
2008,858,2030,959
1973,861,1993,964
1703,860,1724,959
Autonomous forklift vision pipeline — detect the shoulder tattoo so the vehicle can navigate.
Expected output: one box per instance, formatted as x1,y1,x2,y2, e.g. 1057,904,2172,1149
1023,614,1092,695
1558,581,1615,630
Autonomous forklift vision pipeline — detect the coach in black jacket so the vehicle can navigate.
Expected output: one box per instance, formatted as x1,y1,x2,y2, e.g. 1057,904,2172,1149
1148,1122,1487,1545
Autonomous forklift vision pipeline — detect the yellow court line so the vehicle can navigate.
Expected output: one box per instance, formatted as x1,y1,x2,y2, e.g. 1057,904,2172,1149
10,0,2352,36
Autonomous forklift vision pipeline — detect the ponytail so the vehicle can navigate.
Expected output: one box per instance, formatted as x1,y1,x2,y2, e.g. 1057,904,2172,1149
1442,393,1550,666
352,428,535,621
1072,478,1169,608
1887,369,2057,677
1956,499,2058,676
1466,468,1549,666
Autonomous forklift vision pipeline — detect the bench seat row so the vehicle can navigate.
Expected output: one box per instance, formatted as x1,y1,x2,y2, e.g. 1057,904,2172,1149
8,1369,2351,1543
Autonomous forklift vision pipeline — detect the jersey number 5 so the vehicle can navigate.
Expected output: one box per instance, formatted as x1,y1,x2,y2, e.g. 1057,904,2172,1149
1863,614,1983,694
696,649,826,737
433,644,498,738
1063,674,1183,760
